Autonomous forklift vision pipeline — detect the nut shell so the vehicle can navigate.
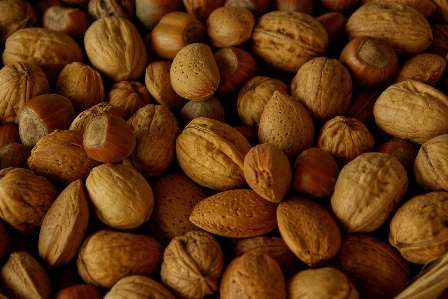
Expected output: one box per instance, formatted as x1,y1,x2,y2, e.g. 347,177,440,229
104,275,176,299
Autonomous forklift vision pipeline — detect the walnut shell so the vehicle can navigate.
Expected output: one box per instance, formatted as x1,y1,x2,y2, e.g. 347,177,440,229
2,27,83,80
0,167,58,235
85,163,154,230
373,80,448,144
176,117,252,190
88,0,135,21
189,189,278,238
77,229,163,289
160,230,224,299
331,152,408,233
251,11,328,73
258,91,315,161
346,1,432,55
0,62,50,124
127,104,180,179
104,275,176,299
291,57,352,126
107,81,152,120
84,16,148,82
182,0,225,22
0,0,36,43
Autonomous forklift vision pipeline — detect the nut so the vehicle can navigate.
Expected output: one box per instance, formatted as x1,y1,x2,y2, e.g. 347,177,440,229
377,137,418,175
362,0,436,19
344,87,383,128
426,24,448,57
316,12,348,56
318,0,359,14
0,0,36,43
42,6,90,43
0,143,31,170
0,124,21,147
225,0,272,18
182,0,225,22
136,0,183,30
54,285,102,299
87,0,135,21
274,0,313,14
178,96,226,129
69,102,125,132
104,275,176,299
394,53,446,86
107,81,152,120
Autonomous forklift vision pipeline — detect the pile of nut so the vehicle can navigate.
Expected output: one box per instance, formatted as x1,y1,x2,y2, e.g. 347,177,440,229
1,0,448,298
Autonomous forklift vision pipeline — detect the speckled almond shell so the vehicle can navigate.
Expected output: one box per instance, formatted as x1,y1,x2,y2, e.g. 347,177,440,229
189,189,278,238
170,43,220,101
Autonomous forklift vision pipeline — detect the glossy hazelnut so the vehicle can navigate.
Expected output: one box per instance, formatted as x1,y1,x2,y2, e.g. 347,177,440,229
83,114,136,163
0,143,31,170
318,0,360,14
42,6,90,43
18,94,74,147
316,12,347,57
340,36,399,88
136,0,183,30
377,138,418,174
0,124,21,147
274,0,313,14
54,284,102,299
224,0,271,18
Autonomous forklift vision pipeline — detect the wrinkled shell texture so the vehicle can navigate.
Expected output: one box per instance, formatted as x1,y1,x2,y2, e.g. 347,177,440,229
331,152,408,233
161,231,224,299
277,196,341,266
287,267,359,299
0,0,36,43
346,2,433,54
38,179,89,269
0,62,50,124
88,0,135,20
0,167,58,236
414,134,448,191
107,81,152,120
176,117,252,190
220,252,286,299
84,16,148,82
317,116,375,166
258,91,315,161
2,27,84,80
251,11,328,73
190,189,278,238
104,275,176,299
373,80,448,144
85,163,154,230
127,104,180,179
291,57,352,126
170,43,220,101
77,229,163,289
389,191,448,264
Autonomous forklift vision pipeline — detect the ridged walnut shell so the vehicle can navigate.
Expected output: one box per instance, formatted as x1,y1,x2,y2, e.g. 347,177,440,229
104,275,176,299
373,80,448,144
0,0,36,43
331,152,408,233
176,117,252,190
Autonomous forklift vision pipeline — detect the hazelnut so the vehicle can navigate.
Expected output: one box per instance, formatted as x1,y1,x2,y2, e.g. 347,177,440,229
0,124,21,147
54,285,102,299
42,6,90,43
317,0,360,14
274,0,313,14
182,0,226,22
83,114,136,163
178,96,226,129
0,143,32,170
224,0,272,18
377,138,418,175
135,0,183,30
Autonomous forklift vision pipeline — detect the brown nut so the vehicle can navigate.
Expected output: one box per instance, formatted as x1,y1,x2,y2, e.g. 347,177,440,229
182,0,225,22
0,124,21,147
394,53,446,86
87,0,135,21
85,163,154,230
377,137,418,175
225,0,272,17
69,102,126,131
136,0,183,30
160,231,224,299
344,87,383,128
54,285,102,299
318,0,360,14
107,81,153,120
190,189,278,238
42,6,90,43
316,12,347,56
362,0,436,19
274,0,314,14
331,152,408,233
77,229,163,289
104,275,176,299
426,24,448,57
0,143,31,170
178,96,226,129
0,0,36,43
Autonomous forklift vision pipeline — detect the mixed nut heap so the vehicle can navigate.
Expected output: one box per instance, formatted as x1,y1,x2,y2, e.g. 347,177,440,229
1,0,448,298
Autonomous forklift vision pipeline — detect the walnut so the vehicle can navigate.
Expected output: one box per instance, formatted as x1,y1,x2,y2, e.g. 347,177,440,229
88,0,135,21
0,0,36,43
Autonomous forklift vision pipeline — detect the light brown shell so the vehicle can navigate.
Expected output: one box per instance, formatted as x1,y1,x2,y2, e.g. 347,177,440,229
77,229,163,289
373,80,448,144
170,43,220,101
104,275,176,299
87,0,135,21
69,102,126,131
331,152,408,233
160,230,224,299
2,27,83,80
251,11,328,73
346,1,433,55
85,163,154,230
107,81,152,120
178,96,226,129
189,189,278,238
0,0,36,43
277,195,341,266
258,91,315,161
394,53,446,86
176,117,252,190
84,16,148,82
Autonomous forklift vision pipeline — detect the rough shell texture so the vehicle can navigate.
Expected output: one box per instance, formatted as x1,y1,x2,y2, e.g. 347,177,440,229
317,116,375,166
0,251,52,299
77,229,163,289
331,152,408,233
329,234,411,299
394,53,446,86
243,142,292,203
104,275,176,299
0,167,58,236
277,196,341,266
107,81,152,120
87,0,135,20
287,267,359,299
84,16,148,82
160,230,224,299
346,1,433,55
414,134,448,191
38,179,89,270
220,252,286,299
258,91,314,161
251,11,328,73
189,189,278,238
0,62,50,124
127,104,180,179
147,171,208,245
170,43,220,101
389,191,448,264
373,80,448,144
176,117,252,190
27,130,101,187
69,102,125,131
0,0,36,43
291,57,352,126
85,163,154,230
2,27,83,80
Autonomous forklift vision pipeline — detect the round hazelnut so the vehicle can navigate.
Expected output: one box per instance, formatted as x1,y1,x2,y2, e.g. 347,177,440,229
317,0,360,14
42,6,90,43
274,0,313,14
377,138,418,175
0,124,21,147
136,0,183,30
55,285,102,299
178,96,226,129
